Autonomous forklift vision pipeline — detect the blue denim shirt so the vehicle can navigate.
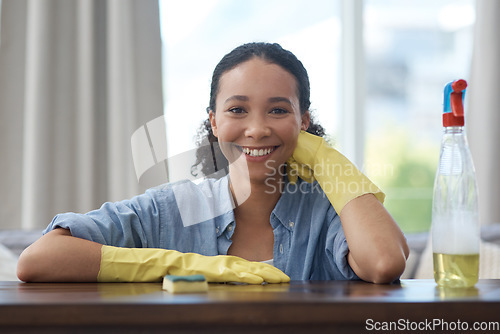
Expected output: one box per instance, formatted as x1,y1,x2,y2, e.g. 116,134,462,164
44,176,359,281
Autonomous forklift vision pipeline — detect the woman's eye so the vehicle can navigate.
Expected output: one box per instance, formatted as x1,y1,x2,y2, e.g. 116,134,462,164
228,107,245,114
270,108,289,115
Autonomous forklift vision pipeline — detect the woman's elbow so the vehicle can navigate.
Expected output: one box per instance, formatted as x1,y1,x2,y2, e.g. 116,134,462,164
370,236,410,284
17,235,62,282
369,252,408,284
17,247,42,282
17,228,76,282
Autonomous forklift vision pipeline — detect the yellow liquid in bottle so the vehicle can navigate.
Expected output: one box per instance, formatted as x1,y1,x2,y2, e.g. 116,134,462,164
433,253,479,288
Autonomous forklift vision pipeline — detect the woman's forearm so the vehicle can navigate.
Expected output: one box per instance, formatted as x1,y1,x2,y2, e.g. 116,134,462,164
340,194,409,284
17,228,102,282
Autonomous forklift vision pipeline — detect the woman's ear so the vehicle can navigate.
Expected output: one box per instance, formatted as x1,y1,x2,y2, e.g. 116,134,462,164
209,110,218,137
301,110,310,131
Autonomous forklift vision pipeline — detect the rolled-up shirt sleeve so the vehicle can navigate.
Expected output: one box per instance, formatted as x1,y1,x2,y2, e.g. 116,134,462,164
43,187,163,248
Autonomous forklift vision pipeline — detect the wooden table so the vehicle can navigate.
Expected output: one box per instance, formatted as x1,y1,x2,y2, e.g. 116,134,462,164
1,279,500,333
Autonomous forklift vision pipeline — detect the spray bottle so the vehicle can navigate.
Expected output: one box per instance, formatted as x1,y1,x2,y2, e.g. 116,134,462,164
432,79,480,288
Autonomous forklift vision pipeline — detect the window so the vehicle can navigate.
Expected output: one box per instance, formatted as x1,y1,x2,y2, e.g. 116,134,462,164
159,0,476,233
363,0,475,232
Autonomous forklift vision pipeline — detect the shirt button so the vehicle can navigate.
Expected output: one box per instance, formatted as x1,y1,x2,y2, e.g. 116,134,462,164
279,244,284,254
289,221,295,229
216,227,220,234
228,225,233,232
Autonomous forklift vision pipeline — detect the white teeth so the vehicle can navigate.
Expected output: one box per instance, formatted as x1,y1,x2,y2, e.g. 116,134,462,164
242,147,275,157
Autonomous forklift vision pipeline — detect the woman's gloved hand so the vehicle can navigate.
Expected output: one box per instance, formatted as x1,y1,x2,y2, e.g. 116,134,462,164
97,245,290,284
286,131,385,214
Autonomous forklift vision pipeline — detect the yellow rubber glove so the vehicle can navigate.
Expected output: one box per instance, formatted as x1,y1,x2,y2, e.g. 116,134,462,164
286,131,385,214
97,245,290,284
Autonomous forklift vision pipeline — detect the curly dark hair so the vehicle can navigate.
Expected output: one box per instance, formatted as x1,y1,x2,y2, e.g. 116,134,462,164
191,42,326,178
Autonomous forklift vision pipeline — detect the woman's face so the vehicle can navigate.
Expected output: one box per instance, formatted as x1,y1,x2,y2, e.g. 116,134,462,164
209,57,309,184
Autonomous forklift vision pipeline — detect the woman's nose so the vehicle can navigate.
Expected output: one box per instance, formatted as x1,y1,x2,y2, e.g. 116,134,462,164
244,115,271,140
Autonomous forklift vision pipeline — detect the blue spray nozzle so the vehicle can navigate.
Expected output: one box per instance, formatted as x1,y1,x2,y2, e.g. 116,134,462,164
443,79,467,127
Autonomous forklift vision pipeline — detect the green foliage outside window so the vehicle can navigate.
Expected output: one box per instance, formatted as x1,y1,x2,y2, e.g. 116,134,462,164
364,122,439,233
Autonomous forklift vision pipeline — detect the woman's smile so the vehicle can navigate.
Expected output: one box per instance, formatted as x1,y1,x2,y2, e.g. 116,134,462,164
241,146,277,157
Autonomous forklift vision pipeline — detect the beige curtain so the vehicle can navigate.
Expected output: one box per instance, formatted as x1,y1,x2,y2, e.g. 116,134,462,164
468,0,500,225
0,0,163,229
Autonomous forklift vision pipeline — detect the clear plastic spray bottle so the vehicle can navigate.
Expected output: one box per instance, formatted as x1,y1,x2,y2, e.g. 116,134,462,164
432,79,480,288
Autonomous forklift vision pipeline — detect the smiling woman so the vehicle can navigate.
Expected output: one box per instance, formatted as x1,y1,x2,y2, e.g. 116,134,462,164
17,42,408,284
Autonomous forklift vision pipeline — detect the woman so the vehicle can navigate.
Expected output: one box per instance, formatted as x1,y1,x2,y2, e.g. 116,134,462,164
17,43,408,284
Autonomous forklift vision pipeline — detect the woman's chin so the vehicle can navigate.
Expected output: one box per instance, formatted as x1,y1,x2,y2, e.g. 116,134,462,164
249,165,285,185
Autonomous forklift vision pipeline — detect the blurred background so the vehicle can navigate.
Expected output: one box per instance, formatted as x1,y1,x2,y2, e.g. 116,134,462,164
1,0,498,238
